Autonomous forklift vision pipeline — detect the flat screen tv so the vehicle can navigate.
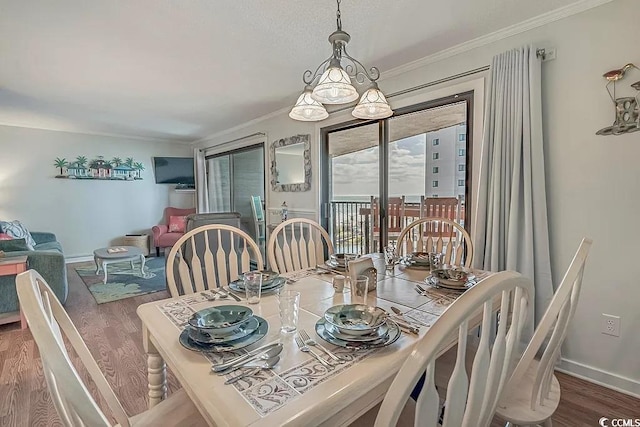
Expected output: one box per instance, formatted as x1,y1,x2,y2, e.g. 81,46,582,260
153,156,195,186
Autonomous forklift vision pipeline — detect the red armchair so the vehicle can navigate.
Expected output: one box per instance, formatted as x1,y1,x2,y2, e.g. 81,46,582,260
152,207,196,256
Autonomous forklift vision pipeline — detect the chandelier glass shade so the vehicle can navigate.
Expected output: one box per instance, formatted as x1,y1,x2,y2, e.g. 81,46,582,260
312,65,358,104
289,85,329,121
290,0,392,122
352,82,393,120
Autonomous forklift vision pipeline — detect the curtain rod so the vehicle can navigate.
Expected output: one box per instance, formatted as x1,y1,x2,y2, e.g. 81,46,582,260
199,132,266,152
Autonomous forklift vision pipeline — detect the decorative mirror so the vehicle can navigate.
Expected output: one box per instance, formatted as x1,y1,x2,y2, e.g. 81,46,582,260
270,134,311,192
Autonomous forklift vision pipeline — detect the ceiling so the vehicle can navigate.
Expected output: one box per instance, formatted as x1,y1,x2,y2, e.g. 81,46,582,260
0,0,587,143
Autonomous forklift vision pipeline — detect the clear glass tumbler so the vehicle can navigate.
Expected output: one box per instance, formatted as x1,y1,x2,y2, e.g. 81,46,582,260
278,290,300,333
244,271,263,304
350,275,369,305
384,243,398,271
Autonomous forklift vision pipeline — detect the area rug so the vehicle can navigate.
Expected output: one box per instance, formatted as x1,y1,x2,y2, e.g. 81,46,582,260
75,256,166,304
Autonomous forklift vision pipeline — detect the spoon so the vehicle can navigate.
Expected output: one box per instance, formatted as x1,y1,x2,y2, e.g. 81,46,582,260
213,344,283,374
224,356,280,385
390,306,431,327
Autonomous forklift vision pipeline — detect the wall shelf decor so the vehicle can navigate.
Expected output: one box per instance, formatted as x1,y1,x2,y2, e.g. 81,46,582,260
597,63,640,136
53,156,145,180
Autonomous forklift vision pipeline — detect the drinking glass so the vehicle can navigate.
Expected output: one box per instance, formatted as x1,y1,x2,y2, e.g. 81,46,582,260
278,290,300,333
332,275,346,293
384,243,398,271
350,275,369,305
244,271,263,304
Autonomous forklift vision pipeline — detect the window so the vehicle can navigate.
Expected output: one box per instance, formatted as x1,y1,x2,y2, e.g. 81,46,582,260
433,167,439,173
458,164,465,171
458,179,465,186
432,180,439,188
433,152,439,160
459,134,466,141
432,138,440,146
432,194,438,197
458,149,465,156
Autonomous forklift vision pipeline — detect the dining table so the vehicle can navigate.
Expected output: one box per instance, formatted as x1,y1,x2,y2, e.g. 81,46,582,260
136,254,493,427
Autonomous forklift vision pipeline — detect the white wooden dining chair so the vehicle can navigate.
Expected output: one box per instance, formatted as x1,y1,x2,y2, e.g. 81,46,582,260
374,271,532,427
16,270,207,427
494,237,593,427
267,218,334,273
166,224,264,297
396,217,474,267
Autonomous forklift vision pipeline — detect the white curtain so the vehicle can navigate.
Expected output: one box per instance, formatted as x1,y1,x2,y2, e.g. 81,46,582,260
194,148,209,213
473,45,553,331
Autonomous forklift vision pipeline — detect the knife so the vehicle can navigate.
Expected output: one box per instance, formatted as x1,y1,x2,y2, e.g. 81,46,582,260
216,346,283,375
212,342,281,371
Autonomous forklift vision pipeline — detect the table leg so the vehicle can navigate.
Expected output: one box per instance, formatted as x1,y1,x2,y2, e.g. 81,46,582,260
95,256,101,274
102,261,109,284
139,254,146,277
143,325,166,408
20,309,28,329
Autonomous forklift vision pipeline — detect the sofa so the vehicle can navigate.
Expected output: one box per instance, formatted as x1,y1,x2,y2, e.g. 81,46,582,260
0,232,68,316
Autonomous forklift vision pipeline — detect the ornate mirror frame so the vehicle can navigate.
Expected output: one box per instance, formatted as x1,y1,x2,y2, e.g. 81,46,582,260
270,134,311,192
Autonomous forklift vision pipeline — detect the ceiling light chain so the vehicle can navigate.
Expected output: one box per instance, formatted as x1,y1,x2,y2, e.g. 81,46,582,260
289,0,393,122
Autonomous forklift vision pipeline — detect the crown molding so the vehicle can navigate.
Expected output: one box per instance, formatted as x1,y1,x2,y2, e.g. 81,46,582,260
0,121,192,144
193,105,290,146
380,0,615,80
199,0,614,142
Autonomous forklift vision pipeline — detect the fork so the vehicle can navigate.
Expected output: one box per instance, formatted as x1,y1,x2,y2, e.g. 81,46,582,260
295,335,332,368
299,329,345,363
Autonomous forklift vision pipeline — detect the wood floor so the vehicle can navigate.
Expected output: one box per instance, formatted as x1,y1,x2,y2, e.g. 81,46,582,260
0,263,637,426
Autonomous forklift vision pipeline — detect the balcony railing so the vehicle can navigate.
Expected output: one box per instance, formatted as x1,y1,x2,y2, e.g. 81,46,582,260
329,199,465,254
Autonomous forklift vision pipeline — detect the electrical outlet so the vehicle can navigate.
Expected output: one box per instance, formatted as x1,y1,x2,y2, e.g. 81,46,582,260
601,314,621,337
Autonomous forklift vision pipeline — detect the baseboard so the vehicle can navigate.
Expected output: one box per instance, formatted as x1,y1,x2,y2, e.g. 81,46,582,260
557,358,640,398
65,255,94,264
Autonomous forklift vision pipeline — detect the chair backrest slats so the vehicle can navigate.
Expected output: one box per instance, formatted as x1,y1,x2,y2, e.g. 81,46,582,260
443,320,469,426
504,238,592,410
375,271,532,427
166,224,263,297
267,219,335,274
17,270,130,427
396,217,474,267
415,363,440,427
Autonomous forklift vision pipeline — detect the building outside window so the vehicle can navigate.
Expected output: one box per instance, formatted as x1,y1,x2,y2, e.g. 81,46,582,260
458,149,465,156
433,152,439,160
458,164,465,171
458,179,465,186
433,166,439,173
459,134,466,141
432,138,439,146
432,180,439,187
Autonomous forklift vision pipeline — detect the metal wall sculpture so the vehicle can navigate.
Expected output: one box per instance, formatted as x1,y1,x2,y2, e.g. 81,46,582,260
597,63,640,136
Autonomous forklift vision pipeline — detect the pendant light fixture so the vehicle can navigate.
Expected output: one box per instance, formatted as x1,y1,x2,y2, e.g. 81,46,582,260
289,0,392,121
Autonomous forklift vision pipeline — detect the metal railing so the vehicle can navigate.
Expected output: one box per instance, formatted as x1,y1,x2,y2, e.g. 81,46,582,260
329,199,465,254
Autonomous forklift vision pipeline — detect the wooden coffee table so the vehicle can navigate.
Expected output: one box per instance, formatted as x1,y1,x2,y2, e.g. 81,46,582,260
0,255,28,329
93,246,146,284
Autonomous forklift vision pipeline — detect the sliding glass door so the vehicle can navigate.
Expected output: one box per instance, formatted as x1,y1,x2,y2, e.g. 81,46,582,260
321,92,472,253
206,144,265,240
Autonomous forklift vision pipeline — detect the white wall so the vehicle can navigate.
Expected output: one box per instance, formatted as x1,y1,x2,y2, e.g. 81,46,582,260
0,125,192,258
196,0,640,395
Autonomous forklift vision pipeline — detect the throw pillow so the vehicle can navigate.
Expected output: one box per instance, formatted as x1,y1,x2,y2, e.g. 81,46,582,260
168,215,187,233
0,238,30,252
0,233,13,240
0,220,36,249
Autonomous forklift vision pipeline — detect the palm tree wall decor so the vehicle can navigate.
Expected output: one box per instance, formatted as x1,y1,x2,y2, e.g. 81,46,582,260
53,155,145,181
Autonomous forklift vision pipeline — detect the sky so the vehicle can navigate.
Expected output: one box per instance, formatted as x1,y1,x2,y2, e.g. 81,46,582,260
332,134,426,199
